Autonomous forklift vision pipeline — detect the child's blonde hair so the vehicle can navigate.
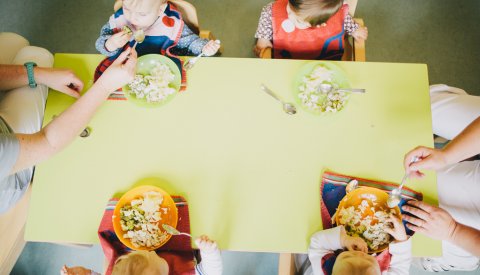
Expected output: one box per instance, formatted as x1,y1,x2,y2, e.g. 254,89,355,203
112,250,169,275
288,0,343,26
332,251,381,275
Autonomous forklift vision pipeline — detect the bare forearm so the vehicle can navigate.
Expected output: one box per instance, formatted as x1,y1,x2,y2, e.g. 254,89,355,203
443,116,480,164
0,65,54,91
12,83,110,173
0,65,29,91
449,222,480,257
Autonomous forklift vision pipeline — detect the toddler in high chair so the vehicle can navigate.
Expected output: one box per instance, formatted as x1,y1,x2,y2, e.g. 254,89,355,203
306,214,411,275
94,0,220,81
254,0,368,60
61,235,223,275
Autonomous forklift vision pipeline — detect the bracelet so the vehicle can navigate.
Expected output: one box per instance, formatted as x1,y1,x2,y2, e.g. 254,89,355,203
24,62,38,88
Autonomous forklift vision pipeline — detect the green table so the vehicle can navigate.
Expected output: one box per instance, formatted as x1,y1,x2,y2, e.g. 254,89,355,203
25,54,440,256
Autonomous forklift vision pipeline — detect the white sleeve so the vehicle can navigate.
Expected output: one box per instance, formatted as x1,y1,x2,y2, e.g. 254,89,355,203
383,239,412,275
308,226,344,275
195,250,223,275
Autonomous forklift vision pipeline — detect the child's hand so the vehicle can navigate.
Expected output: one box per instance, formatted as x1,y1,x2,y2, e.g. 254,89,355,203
342,235,368,253
385,213,408,242
340,227,368,253
253,38,273,57
202,40,221,56
105,30,132,52
352,26,368,42
195,235,219,254
60,265,92,275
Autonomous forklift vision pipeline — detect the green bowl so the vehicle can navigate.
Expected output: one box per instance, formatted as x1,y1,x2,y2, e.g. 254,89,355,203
123,54,181,108
293,61,351,115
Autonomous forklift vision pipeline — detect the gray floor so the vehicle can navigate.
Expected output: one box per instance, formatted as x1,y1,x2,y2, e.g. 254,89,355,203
1,0,480,274
11,242,279,275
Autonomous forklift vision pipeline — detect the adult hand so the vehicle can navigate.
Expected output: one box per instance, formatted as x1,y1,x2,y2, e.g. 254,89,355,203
36,68,83,98
404,146,448,178
105,30,132,52
402,200,457,241
95,47,137,93
340,227,368,253
385,213,408,242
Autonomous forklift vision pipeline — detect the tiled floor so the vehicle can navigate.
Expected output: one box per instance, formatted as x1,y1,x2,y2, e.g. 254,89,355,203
1,0,480,274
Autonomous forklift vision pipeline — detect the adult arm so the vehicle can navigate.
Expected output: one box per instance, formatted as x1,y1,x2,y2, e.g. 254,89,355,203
404,116,480,177
403,200,480,257
0,65,83,97
9,48,137,175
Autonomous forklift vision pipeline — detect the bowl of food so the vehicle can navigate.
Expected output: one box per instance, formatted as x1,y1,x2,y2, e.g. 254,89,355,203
123,54,181,108
113,185,178,250
293,62,351,114
334,187,401,253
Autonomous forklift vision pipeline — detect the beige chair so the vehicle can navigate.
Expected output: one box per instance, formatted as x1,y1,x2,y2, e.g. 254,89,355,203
0,186,32,274
114,0,218,41
259,0,365,62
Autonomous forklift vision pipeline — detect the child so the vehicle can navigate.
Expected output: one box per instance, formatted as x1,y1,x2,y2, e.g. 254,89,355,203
307,215,411,275
61,235,223,275
94,0,220,83
254,0,368,60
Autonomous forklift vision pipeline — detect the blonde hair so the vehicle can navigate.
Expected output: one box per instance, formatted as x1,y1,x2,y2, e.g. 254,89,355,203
112,251,169,275
332,253,381,275
288,0,343,26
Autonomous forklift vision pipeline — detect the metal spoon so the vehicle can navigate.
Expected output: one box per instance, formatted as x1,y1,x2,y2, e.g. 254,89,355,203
387,156,420,208
260,84,297,115
132,29,145,49
184,40,221,70
162,224,191,237
318,83,366,94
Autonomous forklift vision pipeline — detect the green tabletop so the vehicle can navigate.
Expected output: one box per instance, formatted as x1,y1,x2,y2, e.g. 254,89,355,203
25,54,440,256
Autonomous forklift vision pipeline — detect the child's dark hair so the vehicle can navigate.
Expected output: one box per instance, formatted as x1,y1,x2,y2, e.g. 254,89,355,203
288,0,343,26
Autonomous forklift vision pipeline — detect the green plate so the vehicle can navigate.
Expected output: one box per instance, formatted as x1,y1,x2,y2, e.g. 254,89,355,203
293,61,351,115
123,54,181,108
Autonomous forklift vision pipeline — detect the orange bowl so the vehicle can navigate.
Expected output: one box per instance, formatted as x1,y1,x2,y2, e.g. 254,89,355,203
334,187,401,253
113,185,178,250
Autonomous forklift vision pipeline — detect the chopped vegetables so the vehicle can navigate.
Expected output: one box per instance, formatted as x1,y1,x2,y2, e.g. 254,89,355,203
338,198,396,251
119,191,169,248
127,63,176,103
298,65,349,113
122,25,133,35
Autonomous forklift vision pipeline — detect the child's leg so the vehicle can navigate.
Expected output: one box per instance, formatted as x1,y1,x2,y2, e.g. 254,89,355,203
430,84,480,140
0,45,53,134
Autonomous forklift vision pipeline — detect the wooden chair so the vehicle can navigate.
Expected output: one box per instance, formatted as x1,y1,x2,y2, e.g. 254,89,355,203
114,0,218,41
0,186,32,274
259,0,365,62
